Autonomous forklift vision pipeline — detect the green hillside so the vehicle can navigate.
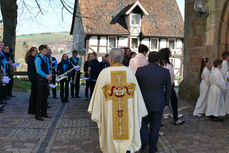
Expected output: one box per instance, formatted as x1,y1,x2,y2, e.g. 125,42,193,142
15,32,73,68
16,32,72,45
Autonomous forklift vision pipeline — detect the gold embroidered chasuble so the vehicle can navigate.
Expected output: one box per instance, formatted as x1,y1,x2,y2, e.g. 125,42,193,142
88,64,148,153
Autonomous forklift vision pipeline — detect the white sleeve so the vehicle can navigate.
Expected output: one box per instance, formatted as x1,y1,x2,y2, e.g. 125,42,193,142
215,72,226,93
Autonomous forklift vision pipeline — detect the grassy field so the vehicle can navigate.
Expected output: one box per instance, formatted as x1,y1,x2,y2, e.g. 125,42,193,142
16,32,72,46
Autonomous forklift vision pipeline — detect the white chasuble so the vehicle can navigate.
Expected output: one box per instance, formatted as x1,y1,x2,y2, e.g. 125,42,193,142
88,63,148,153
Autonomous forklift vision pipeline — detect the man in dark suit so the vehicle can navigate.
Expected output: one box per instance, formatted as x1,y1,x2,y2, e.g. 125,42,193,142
135,52,171,153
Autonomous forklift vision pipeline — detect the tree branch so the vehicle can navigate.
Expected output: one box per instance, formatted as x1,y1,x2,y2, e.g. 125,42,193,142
34,0,43,15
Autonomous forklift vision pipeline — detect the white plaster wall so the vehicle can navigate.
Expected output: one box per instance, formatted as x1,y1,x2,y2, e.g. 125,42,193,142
118,37,128,47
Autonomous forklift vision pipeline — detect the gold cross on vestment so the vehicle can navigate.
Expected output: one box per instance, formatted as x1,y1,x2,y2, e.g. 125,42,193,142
103,70,135,140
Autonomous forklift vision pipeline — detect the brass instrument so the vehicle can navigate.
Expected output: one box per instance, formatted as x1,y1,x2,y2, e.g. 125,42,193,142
56,66,76,82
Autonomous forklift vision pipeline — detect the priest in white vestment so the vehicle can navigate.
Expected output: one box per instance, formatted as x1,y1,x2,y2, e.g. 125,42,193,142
88,48,148,153
220,52,229,114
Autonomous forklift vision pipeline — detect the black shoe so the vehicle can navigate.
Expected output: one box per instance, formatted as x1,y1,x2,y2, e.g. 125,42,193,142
76,96,81,98
4,97,10,100
2,101,7,104
85,97,89,101
0,109,3,113
71,96,75,98
35,116,43,121
10,95,15,97
42,114,52,118
210,116,223,122
53,96,57,99
65,100,69,103
28,111,35,115
174,120,185,125
47,105,51,109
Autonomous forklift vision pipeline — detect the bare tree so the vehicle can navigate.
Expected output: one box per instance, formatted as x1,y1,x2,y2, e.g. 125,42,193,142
1,0,17,54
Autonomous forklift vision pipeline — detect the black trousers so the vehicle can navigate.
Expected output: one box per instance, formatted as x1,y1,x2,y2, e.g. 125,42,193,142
36,81,49,116
51,75,56,97
28,80,37,114
140,111,163,153
89,81,96,98
60,79,69,102
0,85,3,102
171,84,178,121
85,80,90,98
7,77,14,97
71,72,80,97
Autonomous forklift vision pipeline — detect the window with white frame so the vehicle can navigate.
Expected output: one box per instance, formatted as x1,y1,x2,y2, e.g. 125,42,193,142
130,14,141,26
131,38,139,49
150,38,158,51
169,39,176,50
108,37,117,48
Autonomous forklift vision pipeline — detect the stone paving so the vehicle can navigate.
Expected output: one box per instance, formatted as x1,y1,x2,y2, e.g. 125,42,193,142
0,89,229,153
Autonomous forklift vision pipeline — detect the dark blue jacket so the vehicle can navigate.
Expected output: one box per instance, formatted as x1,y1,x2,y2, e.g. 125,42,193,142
27,55,37,81
89,59,103,81
84,60,90,78
136,63,171,112
57,60,71,77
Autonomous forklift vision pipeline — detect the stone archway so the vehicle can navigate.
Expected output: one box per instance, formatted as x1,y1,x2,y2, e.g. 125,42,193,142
219,0,229,56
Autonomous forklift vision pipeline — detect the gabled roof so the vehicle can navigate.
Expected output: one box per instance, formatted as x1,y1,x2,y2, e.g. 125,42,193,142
70,0,184,38
125,1,149,15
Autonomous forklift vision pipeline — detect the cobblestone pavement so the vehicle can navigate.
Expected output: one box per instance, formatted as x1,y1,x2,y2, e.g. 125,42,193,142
0,89,229,153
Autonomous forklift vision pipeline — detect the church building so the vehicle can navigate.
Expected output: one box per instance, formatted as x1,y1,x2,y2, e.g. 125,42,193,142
70,0,184,84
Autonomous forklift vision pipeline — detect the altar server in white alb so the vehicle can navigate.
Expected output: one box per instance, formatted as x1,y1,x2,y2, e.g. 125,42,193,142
206,60,226,121
88,48,148,153
220,51,229,114
193,57,211,117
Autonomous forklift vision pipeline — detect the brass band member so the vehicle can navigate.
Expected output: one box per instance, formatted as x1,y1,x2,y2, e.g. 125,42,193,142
35,45,52,121
25,47,38,115
69,50,81,98
47,49,58,99
3,46,15,98
57,54,71,103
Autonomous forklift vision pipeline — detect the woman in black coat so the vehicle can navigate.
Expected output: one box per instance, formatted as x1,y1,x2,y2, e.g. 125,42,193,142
57,54,71,103
25,47,38,114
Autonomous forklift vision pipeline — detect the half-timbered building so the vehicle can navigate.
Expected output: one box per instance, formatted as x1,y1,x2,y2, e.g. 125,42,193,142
70,0,184,84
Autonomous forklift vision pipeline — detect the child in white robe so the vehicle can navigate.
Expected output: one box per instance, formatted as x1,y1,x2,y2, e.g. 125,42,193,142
220,52,229,114
206,60,226,121
193,57,210,117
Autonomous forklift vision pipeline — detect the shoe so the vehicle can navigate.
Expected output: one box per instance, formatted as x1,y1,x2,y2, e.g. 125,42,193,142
65,100,69,103
53,96,57,99
210,116,223,122
28,111,35,115
2,101,7,104
0,109,3,113
159,131,164,136
4,97,10,100
42,114,52,118
178,114,183,118
47,105,51,109
85,97,89,101
71,96,75,98
174,120,185,125
76,96,81,98
35,116,43,121
10,95,16,97
193,114,202,117
141,145,149,153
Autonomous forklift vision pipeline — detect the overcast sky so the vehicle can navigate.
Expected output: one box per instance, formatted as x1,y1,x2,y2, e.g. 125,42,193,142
16,0,185,35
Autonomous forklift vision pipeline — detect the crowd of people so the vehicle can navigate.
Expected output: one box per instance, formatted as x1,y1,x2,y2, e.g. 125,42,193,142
0,41,15,113
4,41,228,152
24,45,83,120
193,52,229,121
88,45,185,153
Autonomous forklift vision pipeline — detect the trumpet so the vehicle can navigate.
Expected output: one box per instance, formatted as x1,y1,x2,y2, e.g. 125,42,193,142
56,66,76,82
